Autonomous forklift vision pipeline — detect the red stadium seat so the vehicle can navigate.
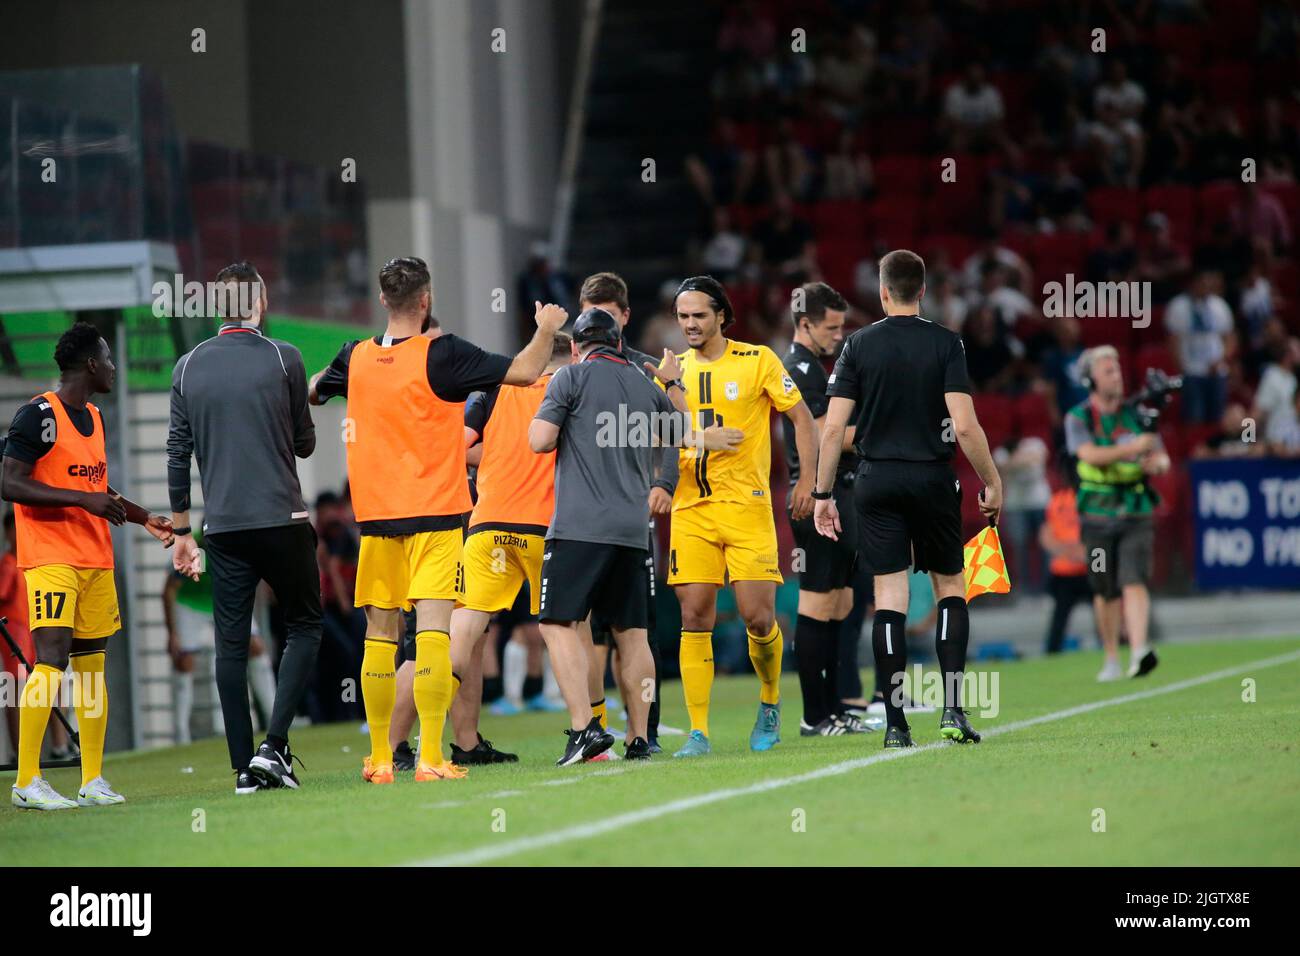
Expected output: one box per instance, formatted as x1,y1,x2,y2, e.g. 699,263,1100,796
1132,304,1168,347
810,199,868,241
974,394,1015,448
1143,185,1196,244
1196,181,1238,234
873,155,929,196
1013,391,1054,444
818,240,869,301
918,233,976,271
1135,343,1180,377
1204,62,1255,108
865,197,919,247
1028,231,1089,281
920,192,982,234
1087,187,1142,230
1154,23,1206,62
1078,316,1134,352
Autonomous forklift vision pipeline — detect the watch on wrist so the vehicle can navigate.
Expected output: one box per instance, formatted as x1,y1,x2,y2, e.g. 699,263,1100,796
811,490,833,500
666,379,685,392
174,526,193,536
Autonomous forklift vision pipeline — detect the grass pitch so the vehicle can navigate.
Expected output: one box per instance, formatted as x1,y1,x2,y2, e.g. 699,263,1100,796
2,637,1297,866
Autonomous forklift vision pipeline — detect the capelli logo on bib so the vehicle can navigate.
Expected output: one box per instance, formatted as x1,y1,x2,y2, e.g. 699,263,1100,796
66,461,107,484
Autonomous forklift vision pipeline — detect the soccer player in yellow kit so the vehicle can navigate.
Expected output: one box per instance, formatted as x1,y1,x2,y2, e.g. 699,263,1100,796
664,277,819,756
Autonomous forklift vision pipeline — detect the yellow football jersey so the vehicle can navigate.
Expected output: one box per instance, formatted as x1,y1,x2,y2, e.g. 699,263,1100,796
662,339,803,510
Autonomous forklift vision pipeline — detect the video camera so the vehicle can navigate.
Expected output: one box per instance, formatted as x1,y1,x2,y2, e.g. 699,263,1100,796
1125,367,1183,432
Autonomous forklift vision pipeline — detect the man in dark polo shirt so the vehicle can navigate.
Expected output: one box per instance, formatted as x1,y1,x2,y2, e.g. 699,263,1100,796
528,307,741,766
812,250,1002,749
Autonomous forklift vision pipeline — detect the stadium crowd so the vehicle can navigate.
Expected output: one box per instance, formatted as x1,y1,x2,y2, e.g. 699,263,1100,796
664,0,1300,592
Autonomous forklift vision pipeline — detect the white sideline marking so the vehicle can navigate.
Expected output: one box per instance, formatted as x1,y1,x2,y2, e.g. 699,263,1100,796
408,649,1300,867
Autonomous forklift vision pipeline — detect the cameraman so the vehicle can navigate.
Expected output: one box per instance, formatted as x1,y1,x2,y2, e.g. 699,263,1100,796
1065,346,1170,682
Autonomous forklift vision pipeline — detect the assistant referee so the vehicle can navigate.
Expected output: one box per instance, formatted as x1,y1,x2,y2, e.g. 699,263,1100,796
812,250,1002,749
167,261,322,794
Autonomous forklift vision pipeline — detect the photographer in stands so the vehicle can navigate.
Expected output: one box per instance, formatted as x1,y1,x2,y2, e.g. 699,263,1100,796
1065,347,1171,682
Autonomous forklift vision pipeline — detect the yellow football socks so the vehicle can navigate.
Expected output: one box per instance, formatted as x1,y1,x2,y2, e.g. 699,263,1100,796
413,630,453,767
17,663,60,788
748,622,783,706
69,650,107,786
361,638,397,767
679,630,714,736
592,697,607,729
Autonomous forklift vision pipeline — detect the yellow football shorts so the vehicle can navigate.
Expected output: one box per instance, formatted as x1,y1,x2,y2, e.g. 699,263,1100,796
355,529,462,610
667,503,783,586
458,529,544,615
25,564,121,640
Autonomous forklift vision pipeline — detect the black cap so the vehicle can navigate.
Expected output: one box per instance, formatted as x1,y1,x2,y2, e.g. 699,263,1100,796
573,307,622,347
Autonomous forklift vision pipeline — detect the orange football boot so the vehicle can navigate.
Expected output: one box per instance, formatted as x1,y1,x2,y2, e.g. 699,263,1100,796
414,760,468,781
362,756,394,785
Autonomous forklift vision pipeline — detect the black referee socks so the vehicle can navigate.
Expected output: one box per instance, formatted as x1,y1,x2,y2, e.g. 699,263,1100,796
934,596,970,709
795,615,838,726
871,609,908,730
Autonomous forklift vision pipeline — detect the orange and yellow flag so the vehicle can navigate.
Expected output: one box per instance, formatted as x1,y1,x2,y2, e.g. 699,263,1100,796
963,523,1011,602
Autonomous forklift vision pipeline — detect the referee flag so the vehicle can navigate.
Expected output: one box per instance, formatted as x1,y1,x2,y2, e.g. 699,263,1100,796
963,523,1011,601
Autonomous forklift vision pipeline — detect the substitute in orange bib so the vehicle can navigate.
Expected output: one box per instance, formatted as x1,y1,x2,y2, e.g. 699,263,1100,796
444,331,575,764
2,323,175,810
310,256,566,783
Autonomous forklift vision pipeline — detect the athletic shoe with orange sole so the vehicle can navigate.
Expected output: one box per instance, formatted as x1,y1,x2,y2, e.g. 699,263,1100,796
361,756,394,785
415,761,468,781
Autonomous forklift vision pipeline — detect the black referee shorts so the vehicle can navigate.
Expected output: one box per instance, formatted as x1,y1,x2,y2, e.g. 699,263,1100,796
853,459,964,576
540,539,651,630
791,475,859,592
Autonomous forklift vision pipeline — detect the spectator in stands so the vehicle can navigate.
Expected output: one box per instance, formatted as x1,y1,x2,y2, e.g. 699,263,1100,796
718,0,776,61
1087,222,1138,284
1093,60,1146,123
1137,212,1191,304
1040,459,1091,654
994,433,1052,594
941,63,1006,152
1145,53,1196,122
823,126,874,200
1269,390,1300,457
975,263,1037,330
877,29,931,112
516,244,571,343
1143,102,1193,186
1256,98,1300,171
1037,157,1090,232
685,117,758,210
1240,245,1282,372
989,151,1040,228
1084,99,1145,188
699,206,748,282
1193,106,1247,182
1193,402,1266,459
1254,337,1300,447
637,278,689,356
816,26,876,124
962,303,1021,392
1040,316,1088,417
961,230,1032,294
1229,183,1293,254
920,271,968,331
753,191,816,281
1165,270,1236,423
764,117,816,201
